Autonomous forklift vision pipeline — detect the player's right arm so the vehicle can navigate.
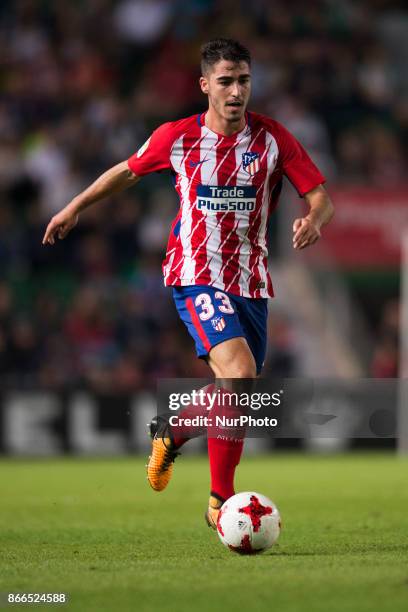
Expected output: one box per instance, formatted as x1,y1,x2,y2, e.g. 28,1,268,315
42,121,176,246
42,161,140,245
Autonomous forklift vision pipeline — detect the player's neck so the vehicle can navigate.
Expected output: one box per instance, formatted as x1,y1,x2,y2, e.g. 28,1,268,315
204,109,246,137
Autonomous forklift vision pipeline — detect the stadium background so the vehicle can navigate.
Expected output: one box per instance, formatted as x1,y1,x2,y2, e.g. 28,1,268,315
0,0,407,454
1,4,407,612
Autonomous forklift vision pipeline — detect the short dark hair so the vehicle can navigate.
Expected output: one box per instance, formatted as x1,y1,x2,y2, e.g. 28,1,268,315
201,38,251,75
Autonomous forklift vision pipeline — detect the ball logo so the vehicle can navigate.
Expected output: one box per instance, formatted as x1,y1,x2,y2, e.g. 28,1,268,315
136,137,151,158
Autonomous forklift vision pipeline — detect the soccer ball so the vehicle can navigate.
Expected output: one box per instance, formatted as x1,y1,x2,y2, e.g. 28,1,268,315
216,492,281,554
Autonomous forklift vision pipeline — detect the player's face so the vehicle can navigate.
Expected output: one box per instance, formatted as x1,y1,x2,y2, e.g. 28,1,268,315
200,60,251,123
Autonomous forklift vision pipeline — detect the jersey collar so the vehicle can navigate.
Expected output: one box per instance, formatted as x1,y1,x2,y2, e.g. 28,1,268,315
197,111,251,139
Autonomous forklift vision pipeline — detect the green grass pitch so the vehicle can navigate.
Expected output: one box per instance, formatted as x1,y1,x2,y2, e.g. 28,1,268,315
1,453,407,612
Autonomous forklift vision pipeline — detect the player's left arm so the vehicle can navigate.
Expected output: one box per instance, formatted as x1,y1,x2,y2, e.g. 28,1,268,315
269,119,335,250
293,184,334,250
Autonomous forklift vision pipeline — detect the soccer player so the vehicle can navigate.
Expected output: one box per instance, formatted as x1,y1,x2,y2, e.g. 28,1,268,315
42,39,334,529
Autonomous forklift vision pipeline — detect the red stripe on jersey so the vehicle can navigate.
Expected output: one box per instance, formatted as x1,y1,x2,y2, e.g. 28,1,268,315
185,297,211,352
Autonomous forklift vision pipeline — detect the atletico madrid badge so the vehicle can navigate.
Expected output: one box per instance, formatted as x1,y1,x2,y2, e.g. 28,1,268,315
242,151,260,175
211,316,226,332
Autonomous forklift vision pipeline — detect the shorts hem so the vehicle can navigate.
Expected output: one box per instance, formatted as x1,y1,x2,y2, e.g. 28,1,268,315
196,333,246,359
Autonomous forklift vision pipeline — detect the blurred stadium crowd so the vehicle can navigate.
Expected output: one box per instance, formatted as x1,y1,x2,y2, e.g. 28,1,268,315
0,0,406,388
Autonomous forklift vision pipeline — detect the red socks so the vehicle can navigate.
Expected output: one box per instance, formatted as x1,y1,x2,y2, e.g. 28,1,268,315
207,436,244,501
207,387,246,501
170,384,246,502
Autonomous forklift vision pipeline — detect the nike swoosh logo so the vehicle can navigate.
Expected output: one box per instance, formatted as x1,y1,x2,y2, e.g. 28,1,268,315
189,159,209,168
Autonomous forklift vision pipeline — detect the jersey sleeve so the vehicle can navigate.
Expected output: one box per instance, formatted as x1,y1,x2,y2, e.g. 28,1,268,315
127,122,174,177
275,122,326,196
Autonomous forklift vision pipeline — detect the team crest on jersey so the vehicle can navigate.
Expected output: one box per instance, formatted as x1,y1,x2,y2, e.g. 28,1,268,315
136,137,151,158
211,316,226,332
242,151,260,175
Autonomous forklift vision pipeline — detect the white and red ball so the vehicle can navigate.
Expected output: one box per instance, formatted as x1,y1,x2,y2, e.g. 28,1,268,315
217,492,281,554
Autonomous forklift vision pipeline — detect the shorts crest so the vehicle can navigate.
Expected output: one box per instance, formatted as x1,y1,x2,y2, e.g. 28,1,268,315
211,316,226,332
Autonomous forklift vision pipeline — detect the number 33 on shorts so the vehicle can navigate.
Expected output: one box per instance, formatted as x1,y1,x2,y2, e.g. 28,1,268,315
172,285,268,374
194,291,235,321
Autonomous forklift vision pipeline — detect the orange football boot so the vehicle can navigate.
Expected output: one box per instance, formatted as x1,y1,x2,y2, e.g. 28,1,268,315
205,494,225,530
147,415,180,492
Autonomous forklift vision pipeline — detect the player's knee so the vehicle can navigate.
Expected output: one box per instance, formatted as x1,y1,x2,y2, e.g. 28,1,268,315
231,364,257,379
208,338,258,379
219,358,257,379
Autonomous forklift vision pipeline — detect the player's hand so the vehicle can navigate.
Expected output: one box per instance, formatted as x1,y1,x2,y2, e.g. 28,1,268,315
42,209,79,245
292,217,321,250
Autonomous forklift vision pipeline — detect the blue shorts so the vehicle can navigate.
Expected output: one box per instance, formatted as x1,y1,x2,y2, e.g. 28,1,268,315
172,285,268,375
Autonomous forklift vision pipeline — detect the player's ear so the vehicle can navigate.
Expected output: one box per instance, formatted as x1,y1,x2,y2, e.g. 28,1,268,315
200,76,209,95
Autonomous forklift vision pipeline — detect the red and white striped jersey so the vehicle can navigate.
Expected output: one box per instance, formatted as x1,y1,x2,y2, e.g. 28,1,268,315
128,111,325,298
